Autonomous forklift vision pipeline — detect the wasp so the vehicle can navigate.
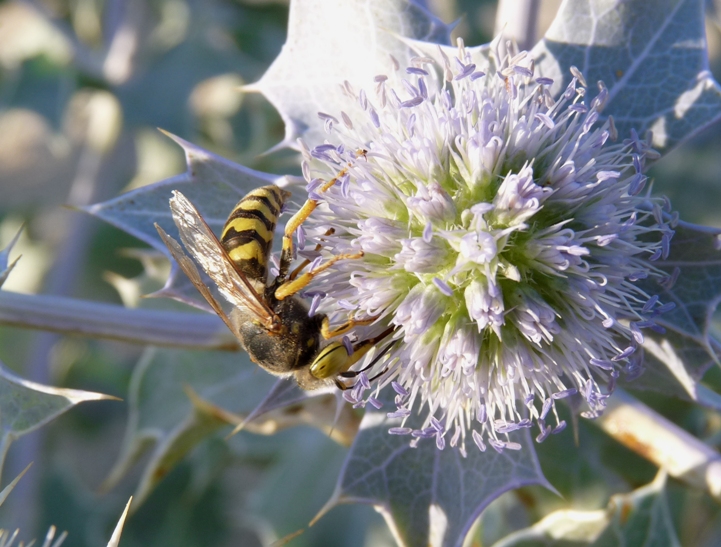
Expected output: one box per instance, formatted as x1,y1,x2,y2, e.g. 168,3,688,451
155,183,393,390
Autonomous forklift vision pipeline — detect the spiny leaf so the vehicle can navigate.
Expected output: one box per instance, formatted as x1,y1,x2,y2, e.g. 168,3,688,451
84,132,294,248
84,132,302,304
230,379,360,446
322,392,552,547
492,509,608,546
593,472,680,547
0,463,32,507
104,348,356,509
102,347,276,507
103,249,171,309
106,497,132,547
492,472,679,547
38,526,68,547
248,427,363,544
252,0,452,149
533,0,721,153
629,330,720,402
0,226,22,289
624,222,721,402
652,222,721,344
0,361,117,482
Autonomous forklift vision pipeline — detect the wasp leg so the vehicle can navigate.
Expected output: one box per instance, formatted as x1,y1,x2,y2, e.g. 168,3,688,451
335,328,397,389
277,169,348,282
336,355,397,390
311,326,392,382
274,251,363,300
288,228,335,282
335,378,352,391
320,315,376,339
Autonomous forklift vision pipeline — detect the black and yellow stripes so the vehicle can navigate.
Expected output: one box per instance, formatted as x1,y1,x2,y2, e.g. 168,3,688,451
220,186,290,283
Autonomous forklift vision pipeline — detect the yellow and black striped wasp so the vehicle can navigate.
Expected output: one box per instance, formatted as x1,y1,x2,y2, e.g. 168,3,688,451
155,182,393,390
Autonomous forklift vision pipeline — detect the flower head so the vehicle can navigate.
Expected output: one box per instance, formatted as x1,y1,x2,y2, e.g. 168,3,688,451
297,40,673,454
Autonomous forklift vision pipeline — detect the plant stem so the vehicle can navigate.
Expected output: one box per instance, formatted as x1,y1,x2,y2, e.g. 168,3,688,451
593,389,721,501
0,291,239,351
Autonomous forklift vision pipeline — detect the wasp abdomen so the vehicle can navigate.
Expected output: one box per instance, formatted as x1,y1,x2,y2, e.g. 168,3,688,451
220,186,290,283
233,297,322,375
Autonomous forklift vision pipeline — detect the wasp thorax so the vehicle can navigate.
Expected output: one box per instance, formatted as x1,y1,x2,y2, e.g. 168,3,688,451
232,298,323,376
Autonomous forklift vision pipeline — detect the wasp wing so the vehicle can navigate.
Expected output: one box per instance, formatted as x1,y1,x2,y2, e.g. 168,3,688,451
164,191,279,331
155,223,240,339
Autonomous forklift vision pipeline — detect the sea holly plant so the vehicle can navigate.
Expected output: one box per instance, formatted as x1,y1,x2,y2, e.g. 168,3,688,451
0,233,119,481
2,0,721,545
492,471,681,546
299,39,674,453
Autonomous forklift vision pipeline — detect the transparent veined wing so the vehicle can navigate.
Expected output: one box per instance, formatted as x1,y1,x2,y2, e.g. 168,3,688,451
162,191,280,332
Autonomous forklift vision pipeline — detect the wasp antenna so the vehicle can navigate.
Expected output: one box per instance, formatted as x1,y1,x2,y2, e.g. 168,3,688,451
366,355,399,384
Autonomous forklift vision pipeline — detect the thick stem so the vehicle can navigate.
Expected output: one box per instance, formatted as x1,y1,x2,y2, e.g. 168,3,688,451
0,291,239,351
593,389,721,501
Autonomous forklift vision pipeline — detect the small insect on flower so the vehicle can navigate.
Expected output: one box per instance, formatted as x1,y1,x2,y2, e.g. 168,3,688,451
155,185,394,389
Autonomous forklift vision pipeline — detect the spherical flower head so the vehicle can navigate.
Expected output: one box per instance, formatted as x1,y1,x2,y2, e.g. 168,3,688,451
297,41,674,455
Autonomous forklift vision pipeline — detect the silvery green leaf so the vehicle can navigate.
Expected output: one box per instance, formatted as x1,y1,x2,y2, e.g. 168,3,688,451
492,472,679,547
38,526,67,547
594,471,680,547
322,392,552,547
626,222,721,403
252,0,451,149
0,526,67,547
85,132,292,250
0,360,117,482
106,497,132,547
84,133,302,304
102,249,170,308
249,378,310,417
0,226,22,289
695,383,721,411
627,330,720,403
0,463,31,507
101,347,276,507
492,509,608,546
236,380,360,446
651,222,721,345
248,427,387,546
533,0,721,152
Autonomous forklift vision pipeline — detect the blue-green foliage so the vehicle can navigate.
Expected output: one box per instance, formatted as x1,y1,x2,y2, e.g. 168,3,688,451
2,1,721,545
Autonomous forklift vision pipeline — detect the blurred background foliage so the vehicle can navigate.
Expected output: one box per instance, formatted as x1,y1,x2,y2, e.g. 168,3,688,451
1,0,721,545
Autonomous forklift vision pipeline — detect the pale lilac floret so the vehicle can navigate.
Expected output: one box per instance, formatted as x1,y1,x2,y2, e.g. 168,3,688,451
296,38,674,454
